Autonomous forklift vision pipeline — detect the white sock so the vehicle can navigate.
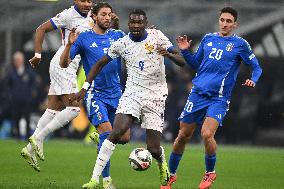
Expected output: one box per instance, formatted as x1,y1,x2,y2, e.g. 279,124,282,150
92,139,116,181
157,146,166,166
36,107,80,141
27,109,58,150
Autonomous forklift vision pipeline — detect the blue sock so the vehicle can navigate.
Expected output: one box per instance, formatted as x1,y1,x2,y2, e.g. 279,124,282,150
205,153,216,172
169,152,183,174
98,132,111,178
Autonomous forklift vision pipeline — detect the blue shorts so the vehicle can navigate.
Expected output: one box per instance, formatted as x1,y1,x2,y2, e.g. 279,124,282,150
84,94,119,127
178,92,230,126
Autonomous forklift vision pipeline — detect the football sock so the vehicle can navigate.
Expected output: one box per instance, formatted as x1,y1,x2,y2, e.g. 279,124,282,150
36,107,80,141
156,146,166,166
92,139,116,181
27,109,58,150
169,152,183,175
99,132,111,178
205,153,216,172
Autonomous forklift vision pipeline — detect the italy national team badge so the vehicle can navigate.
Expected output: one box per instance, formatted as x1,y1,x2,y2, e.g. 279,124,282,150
145,42,154,54
97,112,103,121
226,43,234,51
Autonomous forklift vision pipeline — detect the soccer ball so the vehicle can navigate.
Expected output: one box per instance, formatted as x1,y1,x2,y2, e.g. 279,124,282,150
129,148,152,171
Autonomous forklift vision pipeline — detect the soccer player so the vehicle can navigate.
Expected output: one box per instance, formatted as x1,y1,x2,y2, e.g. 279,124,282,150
60,2,125,189
163,7,263,189
20,0,93,172
71,9,186,189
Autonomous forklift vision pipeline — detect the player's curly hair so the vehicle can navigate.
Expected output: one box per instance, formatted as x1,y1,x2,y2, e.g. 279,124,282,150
92,2,112,15
220,7,238,21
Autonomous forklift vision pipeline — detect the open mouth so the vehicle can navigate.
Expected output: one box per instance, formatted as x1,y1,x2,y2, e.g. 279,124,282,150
132,31,140,35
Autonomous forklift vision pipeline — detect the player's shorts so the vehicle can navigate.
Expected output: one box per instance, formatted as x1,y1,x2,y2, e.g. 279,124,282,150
116,95,165,133
178,92,230,126
85,93,119,127
48,48,79,95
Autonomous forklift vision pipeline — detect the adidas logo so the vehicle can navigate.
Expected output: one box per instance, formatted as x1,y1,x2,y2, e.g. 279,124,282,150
90,42,98,48
207,42,212,46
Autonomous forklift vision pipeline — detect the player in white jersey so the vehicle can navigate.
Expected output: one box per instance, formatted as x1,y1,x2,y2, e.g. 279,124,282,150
20,0,93,172
71,9,186,189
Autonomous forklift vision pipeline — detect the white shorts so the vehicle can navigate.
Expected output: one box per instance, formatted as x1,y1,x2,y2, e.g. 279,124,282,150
116,95,166,133
48,48,79,95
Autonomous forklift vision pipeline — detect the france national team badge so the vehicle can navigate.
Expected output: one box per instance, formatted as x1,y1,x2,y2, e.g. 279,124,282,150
226,43,234,51
145,42,154,54
97,112,103,121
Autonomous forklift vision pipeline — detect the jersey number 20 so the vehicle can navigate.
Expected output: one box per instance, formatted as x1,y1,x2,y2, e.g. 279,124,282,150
209,48,223,60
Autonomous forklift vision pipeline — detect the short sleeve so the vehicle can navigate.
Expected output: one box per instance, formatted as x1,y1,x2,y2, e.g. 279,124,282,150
50,8,70,29
107,39,123,59
156,30,173,51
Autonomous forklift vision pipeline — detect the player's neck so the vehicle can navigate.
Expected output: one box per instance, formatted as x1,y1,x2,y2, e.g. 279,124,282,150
93,25,107,35
218,31,233,37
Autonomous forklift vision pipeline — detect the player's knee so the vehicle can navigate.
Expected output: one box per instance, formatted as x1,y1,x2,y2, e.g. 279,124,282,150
201,129,213,141
118,134,130,145
177,130,192,142
66,106,80,118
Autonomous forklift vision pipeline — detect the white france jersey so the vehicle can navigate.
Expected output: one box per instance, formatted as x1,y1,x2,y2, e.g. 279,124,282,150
107,29,173,100
50,5,93,71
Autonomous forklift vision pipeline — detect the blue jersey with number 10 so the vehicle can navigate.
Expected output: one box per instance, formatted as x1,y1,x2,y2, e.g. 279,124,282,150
181,33,262,99
70,29,125,99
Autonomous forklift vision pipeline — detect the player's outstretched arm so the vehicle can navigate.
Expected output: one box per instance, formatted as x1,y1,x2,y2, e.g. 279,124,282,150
29,20,55,68
70,55,111,102
156,47,186,67
60,28,79,68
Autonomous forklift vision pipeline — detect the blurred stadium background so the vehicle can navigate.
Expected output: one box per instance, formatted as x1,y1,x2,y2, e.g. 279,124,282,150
0,0,284,146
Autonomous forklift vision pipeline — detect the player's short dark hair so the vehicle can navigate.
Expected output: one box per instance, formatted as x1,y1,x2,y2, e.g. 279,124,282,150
220,7,238,21
92,2,112,15
129,9,147,19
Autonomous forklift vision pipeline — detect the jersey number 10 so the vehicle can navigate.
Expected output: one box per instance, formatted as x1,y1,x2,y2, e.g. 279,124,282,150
209,48,223,60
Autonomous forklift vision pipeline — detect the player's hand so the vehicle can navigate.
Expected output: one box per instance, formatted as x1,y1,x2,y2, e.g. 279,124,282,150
156,46,169,57
147,25,156,29
176,35,192,50
242,79,255,88
67,28,79,46
29,56,41,68
111,12,119,21
69,89,87,103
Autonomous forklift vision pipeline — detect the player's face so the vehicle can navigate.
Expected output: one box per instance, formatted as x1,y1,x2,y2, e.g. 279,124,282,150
218,13,237,36
74,0,92,15
93,7,112,30
128,14,147,38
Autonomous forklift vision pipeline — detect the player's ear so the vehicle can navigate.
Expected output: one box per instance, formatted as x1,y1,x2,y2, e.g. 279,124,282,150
233,21,238,29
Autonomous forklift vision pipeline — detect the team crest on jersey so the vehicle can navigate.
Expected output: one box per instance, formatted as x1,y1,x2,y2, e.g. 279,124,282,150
145,42,154,54
97,112,103,121
226,43,234,51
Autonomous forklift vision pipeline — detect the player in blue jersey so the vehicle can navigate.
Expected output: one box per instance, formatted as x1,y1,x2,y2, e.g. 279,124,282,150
60,2,126,189
163,7,263,189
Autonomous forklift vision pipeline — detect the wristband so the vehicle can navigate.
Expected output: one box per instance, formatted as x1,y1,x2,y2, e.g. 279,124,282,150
82,82,90,90
35,53,41,59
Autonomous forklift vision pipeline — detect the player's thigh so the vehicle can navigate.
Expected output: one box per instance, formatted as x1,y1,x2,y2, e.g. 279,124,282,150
179,121,198,138
206,100,229,127
201,117,219,139
47,95,65,111
113,113,135,134
141,99,165,133
60,93,81,107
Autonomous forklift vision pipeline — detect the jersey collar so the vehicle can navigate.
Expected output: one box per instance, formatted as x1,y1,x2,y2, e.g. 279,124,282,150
129,31,148,42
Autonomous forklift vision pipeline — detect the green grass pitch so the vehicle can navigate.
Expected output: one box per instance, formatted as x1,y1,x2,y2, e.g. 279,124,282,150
0,139,283,189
